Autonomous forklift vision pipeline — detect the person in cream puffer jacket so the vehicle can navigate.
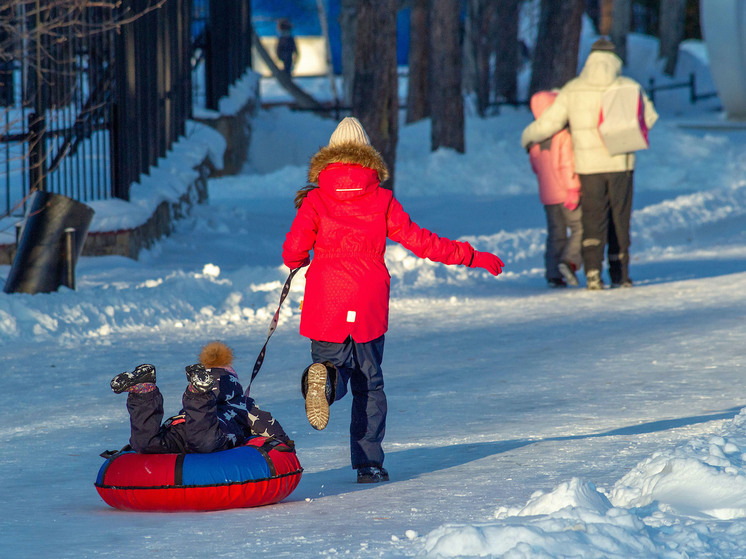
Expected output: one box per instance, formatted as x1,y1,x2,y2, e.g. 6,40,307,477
521,38,658,289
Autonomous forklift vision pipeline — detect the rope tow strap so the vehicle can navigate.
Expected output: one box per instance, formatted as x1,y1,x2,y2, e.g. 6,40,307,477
246,267,301,395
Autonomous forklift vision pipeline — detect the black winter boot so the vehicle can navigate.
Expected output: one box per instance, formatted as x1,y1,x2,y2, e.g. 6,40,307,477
111,364,156,393
357,465,389,483
185,363,216,394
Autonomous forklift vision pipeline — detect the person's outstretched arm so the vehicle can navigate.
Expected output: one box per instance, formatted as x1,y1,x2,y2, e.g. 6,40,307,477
387,197,503,275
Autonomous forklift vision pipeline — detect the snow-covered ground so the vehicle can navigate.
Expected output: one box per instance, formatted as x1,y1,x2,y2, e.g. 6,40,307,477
3,32,746,557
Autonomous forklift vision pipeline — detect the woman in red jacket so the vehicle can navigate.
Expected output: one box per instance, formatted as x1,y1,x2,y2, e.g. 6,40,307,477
283,117,503,483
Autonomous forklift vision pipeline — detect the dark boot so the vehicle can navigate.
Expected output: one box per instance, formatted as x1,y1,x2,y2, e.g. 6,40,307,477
111,364,156,394
185,363,216,394
357,465,389,483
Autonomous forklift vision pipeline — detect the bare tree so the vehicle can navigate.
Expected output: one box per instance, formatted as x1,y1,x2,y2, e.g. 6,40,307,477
529,0,584,96
462,1,479,104
430,0,464,153
494,0,520,106
406,0,429,123
611,0,631,64
352,0,398,189
660,0,687,76
463,0,498,115
339,0,357,106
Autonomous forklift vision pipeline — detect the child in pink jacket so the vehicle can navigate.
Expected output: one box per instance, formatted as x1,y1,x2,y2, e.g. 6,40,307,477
528,90,583,287
283,117,504,483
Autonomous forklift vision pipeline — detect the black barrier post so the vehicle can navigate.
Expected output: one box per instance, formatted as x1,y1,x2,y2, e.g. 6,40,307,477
3,191,94,294
62,227,76,290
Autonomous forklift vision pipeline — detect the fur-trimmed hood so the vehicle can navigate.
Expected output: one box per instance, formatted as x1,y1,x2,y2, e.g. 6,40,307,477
295,143,390,208
308,143,389,184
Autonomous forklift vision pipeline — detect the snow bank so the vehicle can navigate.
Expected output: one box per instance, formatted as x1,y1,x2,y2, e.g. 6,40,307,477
422,410,746,558
88,121,226,233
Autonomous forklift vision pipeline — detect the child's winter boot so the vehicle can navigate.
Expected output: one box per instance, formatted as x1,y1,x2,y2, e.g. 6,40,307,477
301,362,336,430
185,363,216,394
110,364,156,393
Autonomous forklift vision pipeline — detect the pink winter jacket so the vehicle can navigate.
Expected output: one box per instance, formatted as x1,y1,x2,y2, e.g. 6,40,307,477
528,91,581,208
283,143,476,343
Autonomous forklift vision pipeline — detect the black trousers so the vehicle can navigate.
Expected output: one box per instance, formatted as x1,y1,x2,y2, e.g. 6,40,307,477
126,388,242,454
579,171,634,282
311,335,386,469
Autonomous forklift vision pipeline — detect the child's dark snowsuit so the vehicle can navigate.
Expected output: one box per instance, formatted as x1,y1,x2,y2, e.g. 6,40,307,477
115,341,291,454
126,370,286,454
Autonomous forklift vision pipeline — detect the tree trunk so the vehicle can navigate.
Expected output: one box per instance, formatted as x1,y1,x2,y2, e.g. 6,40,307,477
464,0,498,115
316,0,338,104
660,0,687,76
528,0,584,97
611,0,631,64
339,0,357,106
494,0,519,105
352,0,398,189
462,0,479,104
429,0,464,153
406,0,429,123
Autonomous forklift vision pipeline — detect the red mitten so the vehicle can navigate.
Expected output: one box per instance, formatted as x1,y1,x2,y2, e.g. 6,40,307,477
564,190,580,211
469,251,504,276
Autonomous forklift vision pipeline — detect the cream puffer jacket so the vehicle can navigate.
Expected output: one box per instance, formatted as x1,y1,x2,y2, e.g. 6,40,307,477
521,50,658,175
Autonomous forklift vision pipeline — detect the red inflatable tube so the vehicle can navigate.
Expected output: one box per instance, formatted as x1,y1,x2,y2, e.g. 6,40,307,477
95,437,302,512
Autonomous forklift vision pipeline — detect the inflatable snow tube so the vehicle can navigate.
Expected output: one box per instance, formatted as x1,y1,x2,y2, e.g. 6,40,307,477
95,436,302,512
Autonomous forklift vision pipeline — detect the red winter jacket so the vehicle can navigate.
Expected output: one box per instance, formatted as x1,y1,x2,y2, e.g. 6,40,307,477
528,90,581,208
283,143,476,343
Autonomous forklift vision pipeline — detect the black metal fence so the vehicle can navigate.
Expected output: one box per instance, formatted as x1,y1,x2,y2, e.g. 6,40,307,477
0,2,120,215
204,1,252,110
647,73,719,105
0,0,252,217
112,0,194,200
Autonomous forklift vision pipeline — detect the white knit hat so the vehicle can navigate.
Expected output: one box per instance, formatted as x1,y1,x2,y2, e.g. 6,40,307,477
328,117,371,147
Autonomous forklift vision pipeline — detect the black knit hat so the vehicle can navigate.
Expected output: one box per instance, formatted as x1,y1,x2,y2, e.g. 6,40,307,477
591,38,616,53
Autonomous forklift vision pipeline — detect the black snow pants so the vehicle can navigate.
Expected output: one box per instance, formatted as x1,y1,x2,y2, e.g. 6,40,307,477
579,170,634,283
311,335,386,469
126,388,245,454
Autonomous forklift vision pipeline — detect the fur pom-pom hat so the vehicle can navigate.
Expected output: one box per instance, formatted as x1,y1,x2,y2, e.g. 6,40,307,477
329,117,370,147
199,341,234,369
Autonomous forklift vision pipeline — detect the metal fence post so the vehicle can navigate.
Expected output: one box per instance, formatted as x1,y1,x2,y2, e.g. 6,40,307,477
62,227,76,290
28,112,46,192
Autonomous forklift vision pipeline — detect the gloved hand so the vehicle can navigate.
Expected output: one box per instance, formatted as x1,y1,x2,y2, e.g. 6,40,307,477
469,251,504,276
293,256,310,269
564,190,580,211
